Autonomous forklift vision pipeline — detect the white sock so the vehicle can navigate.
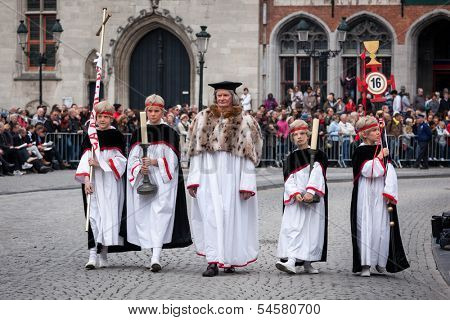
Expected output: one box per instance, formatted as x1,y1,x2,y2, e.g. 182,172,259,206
152,247,162,262
287,257,296,267
100,246,108,259
89,248,97,260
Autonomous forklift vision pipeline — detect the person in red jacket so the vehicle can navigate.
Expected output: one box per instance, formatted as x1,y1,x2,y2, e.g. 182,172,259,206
345,98,356,114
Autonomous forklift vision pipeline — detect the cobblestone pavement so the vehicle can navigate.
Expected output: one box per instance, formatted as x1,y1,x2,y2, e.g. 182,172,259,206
0,177,449,299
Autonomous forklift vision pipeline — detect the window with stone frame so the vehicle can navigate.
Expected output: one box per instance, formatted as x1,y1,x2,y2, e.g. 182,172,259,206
279,17,328,99
25,0,57,70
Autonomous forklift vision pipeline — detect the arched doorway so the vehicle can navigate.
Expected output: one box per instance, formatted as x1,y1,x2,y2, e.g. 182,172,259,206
417,19,450,94
278,17,329,103
129,28,190,109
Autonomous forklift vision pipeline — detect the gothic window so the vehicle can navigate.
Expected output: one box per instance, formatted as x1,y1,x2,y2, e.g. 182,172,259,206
341,17,393,99
278,17,328,100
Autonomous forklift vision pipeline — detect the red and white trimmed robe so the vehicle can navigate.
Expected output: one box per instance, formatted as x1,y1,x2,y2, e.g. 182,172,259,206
126,139,180,249
277,149,327,262
75,128,127,247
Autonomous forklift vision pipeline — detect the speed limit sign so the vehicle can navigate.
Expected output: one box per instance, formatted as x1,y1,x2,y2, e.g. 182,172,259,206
366,72,388,95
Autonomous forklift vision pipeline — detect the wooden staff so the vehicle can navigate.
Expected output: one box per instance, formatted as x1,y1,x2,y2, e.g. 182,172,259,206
307,118,321,203
86,8,111,232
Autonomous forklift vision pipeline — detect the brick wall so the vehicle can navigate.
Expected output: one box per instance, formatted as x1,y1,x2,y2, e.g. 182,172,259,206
261,1,450,44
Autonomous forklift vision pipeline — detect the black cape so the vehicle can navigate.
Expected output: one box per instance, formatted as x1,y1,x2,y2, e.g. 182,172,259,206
80,129,141,253
281,148,329,264
350,145,409,273
130,124,192,249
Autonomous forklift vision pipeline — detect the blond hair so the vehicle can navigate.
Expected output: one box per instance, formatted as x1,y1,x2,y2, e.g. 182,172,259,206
145,94,165,110
94,101,114,115
355,116,378,139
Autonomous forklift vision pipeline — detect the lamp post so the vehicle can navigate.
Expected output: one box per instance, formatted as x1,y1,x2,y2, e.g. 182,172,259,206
296,17,349,58
17,19,63,106
195,26,211,111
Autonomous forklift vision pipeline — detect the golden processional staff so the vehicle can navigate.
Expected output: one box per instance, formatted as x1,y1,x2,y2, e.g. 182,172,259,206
85,8,111,232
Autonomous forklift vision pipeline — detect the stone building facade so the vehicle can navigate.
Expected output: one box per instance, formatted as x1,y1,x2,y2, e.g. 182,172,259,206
1,0,260,111
0,0,449,111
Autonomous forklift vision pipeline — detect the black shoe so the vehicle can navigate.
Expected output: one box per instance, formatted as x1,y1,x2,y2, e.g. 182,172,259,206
202,263,219,277
223,267,235,274
420,167,429,170
4,171,14,176
150,262,162,273
38,166,51,174
4,162,15,169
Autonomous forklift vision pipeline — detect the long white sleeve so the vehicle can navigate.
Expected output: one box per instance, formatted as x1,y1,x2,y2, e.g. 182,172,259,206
383,162,398,204
127,145,143,187
108,150,127,180
306,162,326,197
186,154,201,189
75,150,90,183
361,157,386,178
156,145,178,184
239,158,257,197
283,173,301,205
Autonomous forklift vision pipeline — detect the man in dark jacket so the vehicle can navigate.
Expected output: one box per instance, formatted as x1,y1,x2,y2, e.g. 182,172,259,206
414,114,432,169
438,88,449,119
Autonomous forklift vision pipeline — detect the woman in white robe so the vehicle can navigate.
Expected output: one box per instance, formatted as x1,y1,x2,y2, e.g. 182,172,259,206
187,81,263,277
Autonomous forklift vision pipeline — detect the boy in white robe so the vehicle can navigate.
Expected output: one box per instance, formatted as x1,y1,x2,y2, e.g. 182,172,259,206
75,101,129,269
127,94,192,272
276,120,328,274
350,116,409,277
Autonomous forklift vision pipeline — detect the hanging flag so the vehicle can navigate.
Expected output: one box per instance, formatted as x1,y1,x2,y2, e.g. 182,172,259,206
87,53,110,171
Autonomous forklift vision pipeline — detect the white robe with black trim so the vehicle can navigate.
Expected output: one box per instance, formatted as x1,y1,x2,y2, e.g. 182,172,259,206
277,162,326,261
187,152,259,268
75,148,127,247
126,143,179,249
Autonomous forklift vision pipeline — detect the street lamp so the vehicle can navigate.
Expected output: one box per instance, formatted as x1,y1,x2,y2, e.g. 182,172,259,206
336,17,349,44
195,25,211,111
297,17,348,59
17,19,64,106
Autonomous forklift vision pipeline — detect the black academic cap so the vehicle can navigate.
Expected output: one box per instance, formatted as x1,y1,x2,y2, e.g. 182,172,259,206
208,81,242,93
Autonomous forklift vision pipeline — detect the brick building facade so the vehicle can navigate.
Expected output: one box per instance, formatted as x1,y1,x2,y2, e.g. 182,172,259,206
259,0,450,106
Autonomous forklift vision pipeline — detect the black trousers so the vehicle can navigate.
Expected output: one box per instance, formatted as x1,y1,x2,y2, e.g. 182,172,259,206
3,148,21,170
415,141,429,168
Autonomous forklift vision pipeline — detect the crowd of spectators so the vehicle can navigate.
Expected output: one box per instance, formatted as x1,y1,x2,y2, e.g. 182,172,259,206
254,85,450,168
1,85,449,176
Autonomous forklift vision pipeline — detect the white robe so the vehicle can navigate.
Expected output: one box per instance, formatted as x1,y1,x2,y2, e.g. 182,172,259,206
126,142,179,249
75,148,127,247
187,152,258,267
277,162,326,261
356,155,398,268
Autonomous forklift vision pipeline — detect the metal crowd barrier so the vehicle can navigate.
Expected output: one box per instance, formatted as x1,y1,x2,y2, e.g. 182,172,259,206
45,132,449,168
259,134,449,168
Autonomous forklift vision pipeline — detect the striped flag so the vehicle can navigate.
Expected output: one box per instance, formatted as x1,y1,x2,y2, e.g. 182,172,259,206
88,53,109,171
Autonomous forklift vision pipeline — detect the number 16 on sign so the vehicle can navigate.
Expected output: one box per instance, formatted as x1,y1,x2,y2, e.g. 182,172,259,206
366,72,388,96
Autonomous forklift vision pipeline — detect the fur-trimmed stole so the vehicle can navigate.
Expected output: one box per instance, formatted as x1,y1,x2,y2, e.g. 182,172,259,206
188,105,263,165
